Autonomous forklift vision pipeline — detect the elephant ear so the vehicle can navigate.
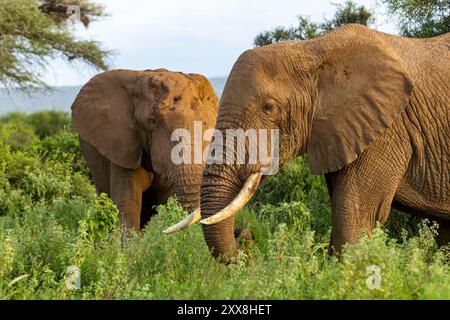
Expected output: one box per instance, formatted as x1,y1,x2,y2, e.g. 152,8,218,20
307,36,414,174
71,70,142,169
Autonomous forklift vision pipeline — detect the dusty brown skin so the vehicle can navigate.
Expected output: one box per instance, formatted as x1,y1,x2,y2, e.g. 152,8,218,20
71,69,218,231
199,25,450,261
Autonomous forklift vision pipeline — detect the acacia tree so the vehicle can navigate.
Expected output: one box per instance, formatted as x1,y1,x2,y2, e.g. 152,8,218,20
320,0,374,32
382,0,449,37
254,1,375,47
0,0,110,90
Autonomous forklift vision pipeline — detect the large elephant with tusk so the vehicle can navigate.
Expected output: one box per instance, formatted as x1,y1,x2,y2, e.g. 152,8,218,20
166,24,450,262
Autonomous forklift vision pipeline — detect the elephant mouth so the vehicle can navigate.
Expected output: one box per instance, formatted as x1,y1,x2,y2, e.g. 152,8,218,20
162,170,262,233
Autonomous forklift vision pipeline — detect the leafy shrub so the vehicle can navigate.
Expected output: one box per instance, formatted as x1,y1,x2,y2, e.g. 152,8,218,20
251,157,331,238
82,194,119,242
0,110,70,139
0,112,28,125
32,130,88,176
1,196,448,299
0,111,88,175
0,121,38,150
24,110,70,139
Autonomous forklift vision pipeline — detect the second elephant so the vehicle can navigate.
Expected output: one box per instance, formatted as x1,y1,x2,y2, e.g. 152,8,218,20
71,69,218,231
168,25,450,262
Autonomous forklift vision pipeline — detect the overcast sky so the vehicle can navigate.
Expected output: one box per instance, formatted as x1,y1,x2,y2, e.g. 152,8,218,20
44,0,398,86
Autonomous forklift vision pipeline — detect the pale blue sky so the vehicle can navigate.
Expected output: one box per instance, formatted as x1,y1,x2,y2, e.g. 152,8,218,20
44,0,397,86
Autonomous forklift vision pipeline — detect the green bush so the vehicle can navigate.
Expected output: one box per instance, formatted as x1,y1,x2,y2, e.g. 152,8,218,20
0,111,88,175
26,110,71,139
82,194,120,242
0,197,448,299
0,110,70,139
250,157,331,240
32,130,88,176
0,121,38,151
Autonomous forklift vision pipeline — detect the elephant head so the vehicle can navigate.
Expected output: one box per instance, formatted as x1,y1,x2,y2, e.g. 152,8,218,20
72,69,218,215
169,25,413,261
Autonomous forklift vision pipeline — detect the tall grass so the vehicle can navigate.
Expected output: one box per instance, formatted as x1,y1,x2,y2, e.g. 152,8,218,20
0,111,448,299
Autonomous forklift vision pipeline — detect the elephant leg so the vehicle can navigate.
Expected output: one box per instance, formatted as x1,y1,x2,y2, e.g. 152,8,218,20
330,172,399,253
109,163,153,231
328,134,411,253
80,139,111,195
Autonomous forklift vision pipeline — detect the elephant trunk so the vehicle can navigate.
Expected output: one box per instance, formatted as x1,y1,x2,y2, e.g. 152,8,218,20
169,164,204,212
199,109,267,261
200,164,249,262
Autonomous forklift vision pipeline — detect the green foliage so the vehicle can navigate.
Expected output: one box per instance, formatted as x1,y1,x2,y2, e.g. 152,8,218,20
0,110,448,299
33,130,88,176
0,121,38,151
0,110,70,138
250,157,331,240
383,0,449,37
321,1,375,32
254,1,374,46
82,194,119,242
0,195,448,299
0,111,87,175
254,17,320,46
0,0,109,90
26,110,70,138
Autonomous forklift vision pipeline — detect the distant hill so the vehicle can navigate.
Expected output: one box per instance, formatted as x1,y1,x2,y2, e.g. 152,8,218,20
209,76,226,99
0,77,227,115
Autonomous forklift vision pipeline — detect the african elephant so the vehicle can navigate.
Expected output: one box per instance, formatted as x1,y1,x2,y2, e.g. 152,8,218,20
71,69,218,231
167,24,450,261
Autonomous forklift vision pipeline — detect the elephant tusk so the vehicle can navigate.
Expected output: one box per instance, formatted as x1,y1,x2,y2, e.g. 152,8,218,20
163,207,201,234
200,172,262,225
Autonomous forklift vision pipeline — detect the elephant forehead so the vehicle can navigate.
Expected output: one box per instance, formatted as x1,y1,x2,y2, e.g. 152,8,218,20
147,70,193,87
157,77,196,98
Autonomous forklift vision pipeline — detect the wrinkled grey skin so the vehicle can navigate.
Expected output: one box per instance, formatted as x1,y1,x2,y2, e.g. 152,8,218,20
200,25,449,262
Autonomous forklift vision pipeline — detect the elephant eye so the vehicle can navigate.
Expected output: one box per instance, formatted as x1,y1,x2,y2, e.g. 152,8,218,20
261,101,274,112
173,95,182,103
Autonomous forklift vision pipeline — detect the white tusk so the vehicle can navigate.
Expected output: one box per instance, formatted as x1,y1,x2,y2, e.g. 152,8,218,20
163,207,201,234
200,172,262,225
